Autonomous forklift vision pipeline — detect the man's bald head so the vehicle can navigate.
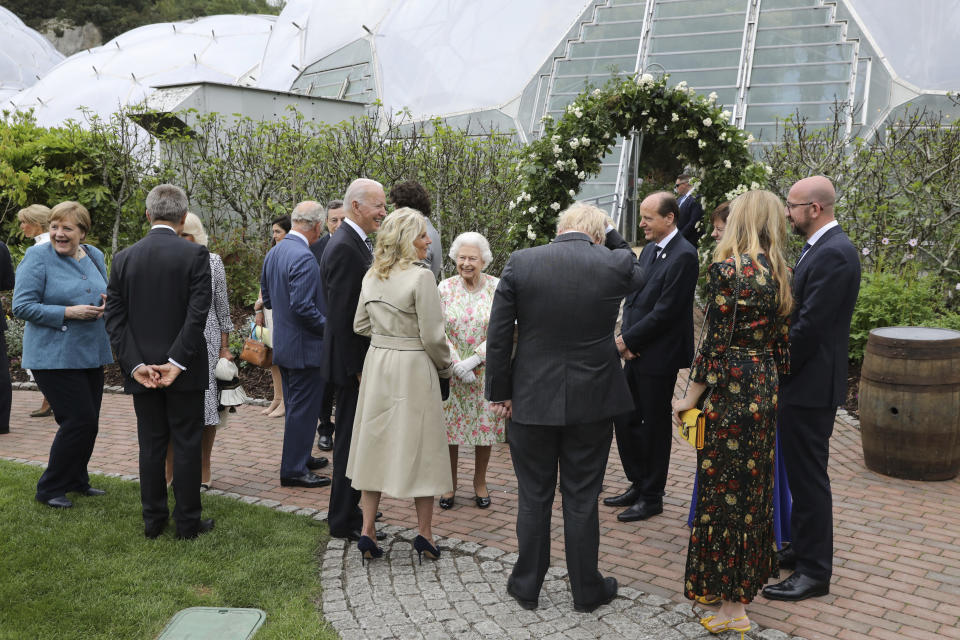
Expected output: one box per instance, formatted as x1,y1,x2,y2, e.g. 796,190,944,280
786,176,837,239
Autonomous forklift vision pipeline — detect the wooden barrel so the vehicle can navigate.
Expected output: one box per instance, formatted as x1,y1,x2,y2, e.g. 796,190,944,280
859,326,960,481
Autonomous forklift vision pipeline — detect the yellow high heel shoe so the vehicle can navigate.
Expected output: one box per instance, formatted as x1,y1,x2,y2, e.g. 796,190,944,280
701,614,751,638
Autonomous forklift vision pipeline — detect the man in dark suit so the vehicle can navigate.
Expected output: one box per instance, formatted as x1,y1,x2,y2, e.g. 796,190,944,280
607,191,698,522
105,184,213,539
261,201,331,488
320,178,387,542
763,176,860,601
485,202,646,613
0,239,14,434
675,173,705,247
310,199,344,452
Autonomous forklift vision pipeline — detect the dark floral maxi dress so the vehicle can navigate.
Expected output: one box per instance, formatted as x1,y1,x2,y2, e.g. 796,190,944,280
684,254,790,604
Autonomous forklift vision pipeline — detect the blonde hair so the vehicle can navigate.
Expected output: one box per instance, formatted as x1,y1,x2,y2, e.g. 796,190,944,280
18,204,51,229
556,201,607,243
181,212,208,246
50,201,91,235
714,190,794,316
370,207,426,280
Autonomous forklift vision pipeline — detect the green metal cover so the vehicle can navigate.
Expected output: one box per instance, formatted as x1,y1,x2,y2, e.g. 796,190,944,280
157,607,266,640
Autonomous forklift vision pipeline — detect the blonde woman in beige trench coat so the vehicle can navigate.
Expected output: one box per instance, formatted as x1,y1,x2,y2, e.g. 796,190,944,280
346,208,454,564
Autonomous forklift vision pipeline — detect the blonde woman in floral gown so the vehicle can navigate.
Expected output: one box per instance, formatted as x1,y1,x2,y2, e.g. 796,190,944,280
438,232,505,509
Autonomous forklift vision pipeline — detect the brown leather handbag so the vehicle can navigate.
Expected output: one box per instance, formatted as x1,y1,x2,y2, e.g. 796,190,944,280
239,328,272,368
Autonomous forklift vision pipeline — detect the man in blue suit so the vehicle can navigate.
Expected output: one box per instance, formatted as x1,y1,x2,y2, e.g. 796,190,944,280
676,174,705,248
608,191,698,522
763,176,860,601
261,201,331,488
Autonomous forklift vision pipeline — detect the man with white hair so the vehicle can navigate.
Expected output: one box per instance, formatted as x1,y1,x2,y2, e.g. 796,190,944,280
261,200,331,489
320,178,388,541
485,202,646,613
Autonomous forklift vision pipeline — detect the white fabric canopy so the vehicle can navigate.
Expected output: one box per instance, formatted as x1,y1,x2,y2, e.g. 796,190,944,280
0,6,64,103
257,0,593,118
7,14,275,128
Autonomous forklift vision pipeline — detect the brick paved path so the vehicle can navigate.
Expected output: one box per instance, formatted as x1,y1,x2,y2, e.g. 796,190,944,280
3,386,959,640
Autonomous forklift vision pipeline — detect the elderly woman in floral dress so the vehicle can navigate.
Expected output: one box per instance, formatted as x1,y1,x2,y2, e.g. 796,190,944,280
437,232,505,509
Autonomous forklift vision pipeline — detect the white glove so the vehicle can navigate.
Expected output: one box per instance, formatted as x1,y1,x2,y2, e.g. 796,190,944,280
452,354,482,381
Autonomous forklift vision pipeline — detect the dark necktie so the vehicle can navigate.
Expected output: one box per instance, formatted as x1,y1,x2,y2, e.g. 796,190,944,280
647,244,662,265
796,242,811,267
364,237,374,255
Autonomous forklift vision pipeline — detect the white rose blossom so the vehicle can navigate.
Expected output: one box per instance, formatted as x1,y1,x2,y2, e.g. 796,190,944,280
523,193,531,202
556,160,565,169
675,80,688,90
528,205,538,213
708,92,718,103
703,117,713,127
721,110,731,119
508,200,516,210
671,113,679,122
569,138,580,149
639,73,654,86
698,139,707,149
568,189,576,197
765,165,773,175
553,145,562,156
687,129,698,139
750,181,761,190
578,171,586,179
527,224,537,240
551,135,560,144
723,159,732,168
580,136,590,146
550,202,561,211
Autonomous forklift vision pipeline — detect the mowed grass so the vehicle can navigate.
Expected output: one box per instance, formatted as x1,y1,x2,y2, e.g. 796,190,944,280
0,460,338,640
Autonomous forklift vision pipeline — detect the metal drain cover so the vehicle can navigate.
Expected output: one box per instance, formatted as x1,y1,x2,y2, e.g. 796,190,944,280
157,607,266,639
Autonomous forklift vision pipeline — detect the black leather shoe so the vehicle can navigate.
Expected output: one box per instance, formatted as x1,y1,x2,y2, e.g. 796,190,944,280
177,518,215,540
762,572,829,601
573,577,618,613
603,485,641,507
39,496,73,509
145,521,168,539
617,500,663,522
438,495,455,509
280,472,331,488
80,487,106,497
777,544,797,570
316,434,333,451
333,528,386,542
474,495,491,509
307,456,329,470
506,577,538,610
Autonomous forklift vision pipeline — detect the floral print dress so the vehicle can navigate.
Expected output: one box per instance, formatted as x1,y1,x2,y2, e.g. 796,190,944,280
438,274,505,446
684,254,789,604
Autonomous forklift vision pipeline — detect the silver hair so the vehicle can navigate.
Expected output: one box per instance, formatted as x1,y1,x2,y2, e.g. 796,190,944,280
448,232,493,268
343,178,383,213
146,184,188,223
291,200,325,226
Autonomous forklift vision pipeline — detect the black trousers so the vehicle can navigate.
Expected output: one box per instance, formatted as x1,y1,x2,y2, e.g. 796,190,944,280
327,379,362,536
508,419,613,606
133,388,204,535
278,366,325,478
779,403,837,581
33,368,104,501
317,381,336,438
617,370,678,502
0,333,10,433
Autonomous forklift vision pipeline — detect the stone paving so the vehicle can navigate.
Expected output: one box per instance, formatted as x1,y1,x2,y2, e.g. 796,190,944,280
3,384,960,640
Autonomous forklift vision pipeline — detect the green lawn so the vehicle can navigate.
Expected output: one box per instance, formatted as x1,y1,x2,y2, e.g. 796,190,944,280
0,460,338,640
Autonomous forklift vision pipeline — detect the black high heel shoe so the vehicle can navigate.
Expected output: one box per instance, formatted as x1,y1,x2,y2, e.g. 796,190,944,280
413,535,440,564
438,494,455,510
357,535,383,566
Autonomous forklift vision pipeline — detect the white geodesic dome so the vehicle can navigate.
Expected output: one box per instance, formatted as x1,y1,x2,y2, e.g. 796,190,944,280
0,6,64,103
256,0,593,119
6,14,275,127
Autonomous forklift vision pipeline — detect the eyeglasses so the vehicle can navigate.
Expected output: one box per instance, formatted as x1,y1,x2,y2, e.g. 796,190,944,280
785,201,815,211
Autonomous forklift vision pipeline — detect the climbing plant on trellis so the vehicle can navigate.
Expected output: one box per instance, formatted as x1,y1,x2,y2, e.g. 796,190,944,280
509,73,773,246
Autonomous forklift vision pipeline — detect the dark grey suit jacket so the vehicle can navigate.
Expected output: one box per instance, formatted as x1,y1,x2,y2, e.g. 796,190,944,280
105,227,211,393
781,225,860,407
485,230,646,426
319,224,371,385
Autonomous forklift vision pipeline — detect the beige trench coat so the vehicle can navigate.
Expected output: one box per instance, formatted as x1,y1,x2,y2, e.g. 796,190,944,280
346,264,454,498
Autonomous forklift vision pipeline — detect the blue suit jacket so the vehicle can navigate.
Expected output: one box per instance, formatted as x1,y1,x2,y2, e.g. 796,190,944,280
261,234,326,369
14,242,113,370
781,225,860,407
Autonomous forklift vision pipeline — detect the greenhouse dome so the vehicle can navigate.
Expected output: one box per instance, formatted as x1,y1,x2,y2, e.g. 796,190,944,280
0,5,64,103
254,0,960,205
5,14,276,128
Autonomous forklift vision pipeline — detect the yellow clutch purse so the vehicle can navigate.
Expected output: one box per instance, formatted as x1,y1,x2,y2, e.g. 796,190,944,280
678,408,705,450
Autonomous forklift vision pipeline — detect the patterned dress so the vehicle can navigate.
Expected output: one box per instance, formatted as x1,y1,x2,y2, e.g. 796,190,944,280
438,274,505,446
684,254,790,604
203,253,233,426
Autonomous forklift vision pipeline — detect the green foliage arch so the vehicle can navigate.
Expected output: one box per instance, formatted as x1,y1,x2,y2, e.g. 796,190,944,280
510,73,771,245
